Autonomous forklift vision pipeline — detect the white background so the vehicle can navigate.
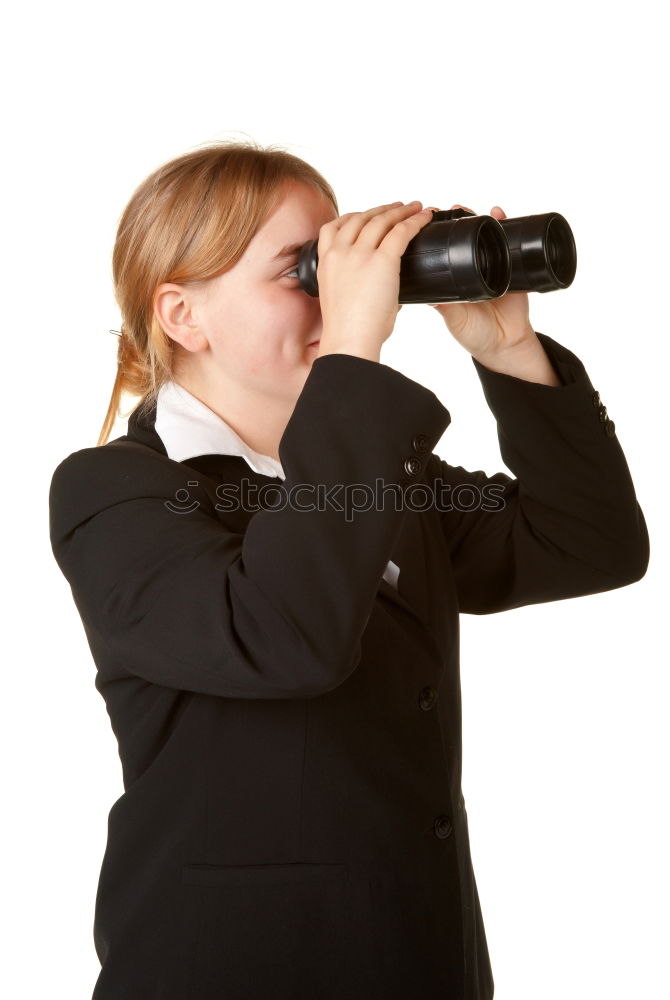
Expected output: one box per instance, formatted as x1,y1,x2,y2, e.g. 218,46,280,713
3,1,667,997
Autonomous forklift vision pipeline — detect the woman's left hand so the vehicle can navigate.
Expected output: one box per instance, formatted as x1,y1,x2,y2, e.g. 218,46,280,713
425,204,536,360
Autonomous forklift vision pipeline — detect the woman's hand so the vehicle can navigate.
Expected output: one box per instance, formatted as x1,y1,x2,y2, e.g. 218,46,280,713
316,201,434,362
426,204,536,361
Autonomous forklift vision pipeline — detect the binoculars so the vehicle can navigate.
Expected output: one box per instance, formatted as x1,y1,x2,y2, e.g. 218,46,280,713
297,208,577,303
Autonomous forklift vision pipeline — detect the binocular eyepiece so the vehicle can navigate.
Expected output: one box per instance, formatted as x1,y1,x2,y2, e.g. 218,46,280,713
297,208,577,303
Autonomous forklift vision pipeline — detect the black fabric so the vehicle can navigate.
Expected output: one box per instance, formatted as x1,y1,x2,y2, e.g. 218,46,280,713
49,333,648,999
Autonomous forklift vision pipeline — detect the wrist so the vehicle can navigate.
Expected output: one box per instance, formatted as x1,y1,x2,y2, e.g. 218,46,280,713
472,331,562,386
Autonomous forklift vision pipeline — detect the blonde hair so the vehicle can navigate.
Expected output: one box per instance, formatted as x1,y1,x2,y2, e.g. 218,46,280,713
98,140,339,446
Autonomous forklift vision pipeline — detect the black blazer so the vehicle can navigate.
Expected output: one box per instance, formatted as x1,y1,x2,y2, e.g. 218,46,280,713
49,332,649,1000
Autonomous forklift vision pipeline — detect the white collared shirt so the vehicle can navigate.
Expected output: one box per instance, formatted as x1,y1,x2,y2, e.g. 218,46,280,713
154,379,400,591
155,380,285,479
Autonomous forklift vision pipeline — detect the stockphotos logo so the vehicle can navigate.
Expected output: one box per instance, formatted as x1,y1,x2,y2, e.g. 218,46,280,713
164,477,507,524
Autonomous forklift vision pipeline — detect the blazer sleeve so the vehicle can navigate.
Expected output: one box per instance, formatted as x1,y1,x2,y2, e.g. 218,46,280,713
49,353,451,700
425,331,650,615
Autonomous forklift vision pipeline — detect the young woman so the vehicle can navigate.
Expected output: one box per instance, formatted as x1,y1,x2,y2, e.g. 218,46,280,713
49,141,649,1000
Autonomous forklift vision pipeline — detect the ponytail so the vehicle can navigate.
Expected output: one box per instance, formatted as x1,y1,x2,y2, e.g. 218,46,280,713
97,326,155,446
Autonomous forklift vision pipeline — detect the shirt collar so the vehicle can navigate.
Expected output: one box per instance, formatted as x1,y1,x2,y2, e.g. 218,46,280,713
154,380,285,480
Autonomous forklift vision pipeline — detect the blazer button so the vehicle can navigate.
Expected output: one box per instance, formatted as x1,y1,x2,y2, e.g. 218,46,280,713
598,403,608,422
404,456,422,477
418,686,437,711
412,434,430,455
433,815,453,839
592,390,601,407
604,418,616,437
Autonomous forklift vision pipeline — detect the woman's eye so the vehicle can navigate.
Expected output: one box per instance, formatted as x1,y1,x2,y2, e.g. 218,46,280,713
283,265,300,280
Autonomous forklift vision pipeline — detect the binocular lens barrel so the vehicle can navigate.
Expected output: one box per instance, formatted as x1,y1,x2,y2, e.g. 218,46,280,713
504,213,577,292
476,220,511,297
436,215,512,302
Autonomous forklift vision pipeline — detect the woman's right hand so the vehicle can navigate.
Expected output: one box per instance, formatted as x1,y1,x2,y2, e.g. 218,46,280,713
315,201,434,362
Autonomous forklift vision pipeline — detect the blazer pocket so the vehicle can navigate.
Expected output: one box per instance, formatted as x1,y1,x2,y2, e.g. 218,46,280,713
182,861,349,887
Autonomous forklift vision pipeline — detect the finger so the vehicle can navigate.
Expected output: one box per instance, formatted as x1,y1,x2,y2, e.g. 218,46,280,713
319,201,406,251
379,205,434,253
339,201,404,221
490,205,507,219
451,203,476,214
338,201,408,229
354,201,429,248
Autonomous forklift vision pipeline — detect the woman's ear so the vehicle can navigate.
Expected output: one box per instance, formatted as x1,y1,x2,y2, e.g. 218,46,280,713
153,282,209,354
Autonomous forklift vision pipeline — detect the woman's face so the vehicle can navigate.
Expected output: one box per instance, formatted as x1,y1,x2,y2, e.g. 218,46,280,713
169,180,338,406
